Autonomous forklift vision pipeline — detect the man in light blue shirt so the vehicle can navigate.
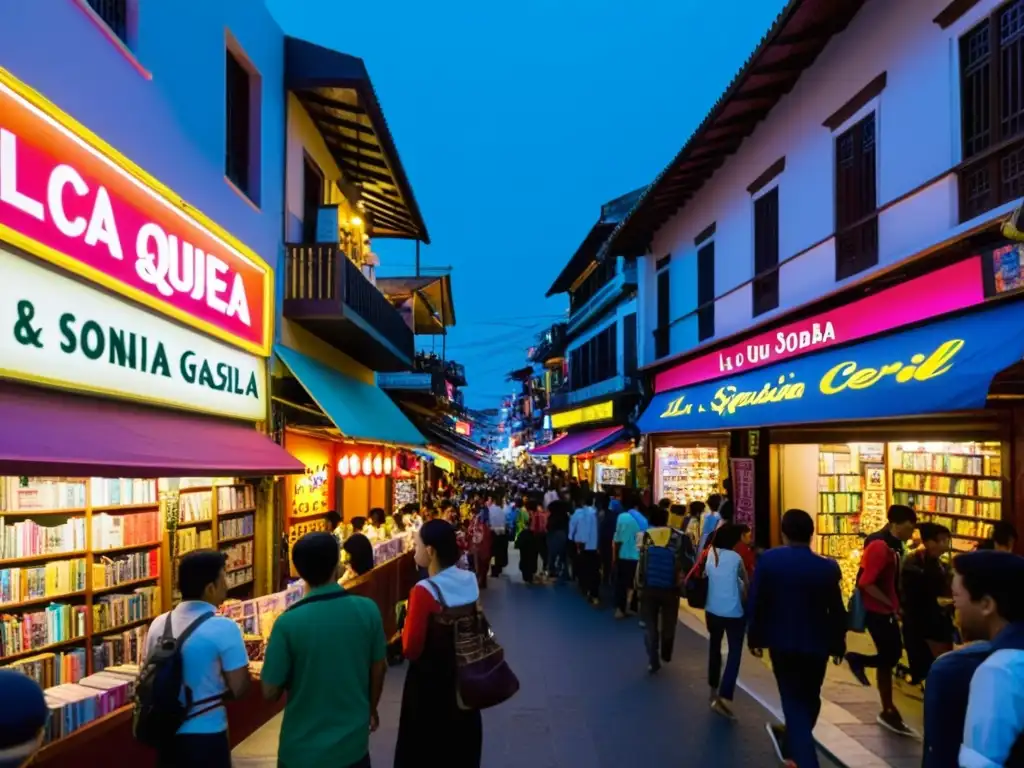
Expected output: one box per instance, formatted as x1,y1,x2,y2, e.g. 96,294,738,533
952,551,1024,768
699,493,724,552
612,494,648,619
144,550,250,767
570,492,600,605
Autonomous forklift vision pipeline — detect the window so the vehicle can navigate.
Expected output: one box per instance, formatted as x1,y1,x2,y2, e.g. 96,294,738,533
959,0,1024,221
834,112,878,280
655,255,671,359
87,0,129,45
697,242,715,341
302,156,324,243
569,258,616,315
623,312,637,376
567,325,617,390
753,187,780,316
225,48,260,202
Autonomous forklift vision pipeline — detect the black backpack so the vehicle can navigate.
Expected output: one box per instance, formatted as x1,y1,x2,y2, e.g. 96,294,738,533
133,612,223,748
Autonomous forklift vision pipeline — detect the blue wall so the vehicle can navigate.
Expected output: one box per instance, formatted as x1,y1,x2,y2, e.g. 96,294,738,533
0,0,285,273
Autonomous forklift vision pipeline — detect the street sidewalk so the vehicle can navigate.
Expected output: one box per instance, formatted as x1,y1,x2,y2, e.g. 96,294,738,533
676,602,924,768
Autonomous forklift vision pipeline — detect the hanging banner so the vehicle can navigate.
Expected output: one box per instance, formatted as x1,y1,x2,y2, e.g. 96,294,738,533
639,300,1024,434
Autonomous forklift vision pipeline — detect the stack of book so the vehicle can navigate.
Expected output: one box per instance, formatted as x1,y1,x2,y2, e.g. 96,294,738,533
92,512,160,550
0,517,87,560
92,626,147,669
6,648,87,687
217,485,254,512
0,604,87,658
41,664,138,744
92,587,159,632
218,514,254,540
0,558,88,603
222,541,254,572
178,493,212,523
174,527,213,557
92,550,160,589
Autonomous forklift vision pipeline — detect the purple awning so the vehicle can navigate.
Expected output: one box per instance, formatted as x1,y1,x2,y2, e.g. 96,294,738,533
530,427,622,457
0,382,305,478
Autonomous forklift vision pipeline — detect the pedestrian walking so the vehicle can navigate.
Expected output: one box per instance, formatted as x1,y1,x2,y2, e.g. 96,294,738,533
845,504,918,737
487,492,508,578
613,492,648,619
900,522,954,685
704,523,748,720
569,492,600,605
747,509,847,768
635,504,689,673
517,499,543,584
547,495,571,580
699,493,724,552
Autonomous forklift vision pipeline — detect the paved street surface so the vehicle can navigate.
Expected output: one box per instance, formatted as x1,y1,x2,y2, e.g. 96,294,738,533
235,562,841,767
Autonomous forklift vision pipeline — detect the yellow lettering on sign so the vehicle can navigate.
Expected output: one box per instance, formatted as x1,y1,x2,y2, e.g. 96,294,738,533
819,339,964,395
550,400,614,429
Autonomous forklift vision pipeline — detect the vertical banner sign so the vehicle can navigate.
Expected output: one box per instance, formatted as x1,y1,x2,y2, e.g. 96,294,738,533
729,458,756,533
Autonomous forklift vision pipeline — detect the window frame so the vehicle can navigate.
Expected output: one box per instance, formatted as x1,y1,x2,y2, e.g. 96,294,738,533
751,182,780,317
832,102,881,282
224,34,263,207
696,240,716,342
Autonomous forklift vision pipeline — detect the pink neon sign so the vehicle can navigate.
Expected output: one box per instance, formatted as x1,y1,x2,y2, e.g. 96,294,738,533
654,257,985,393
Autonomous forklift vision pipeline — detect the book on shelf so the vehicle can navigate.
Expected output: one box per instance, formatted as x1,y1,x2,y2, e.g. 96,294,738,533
42,665,139,744
892,491,1000,519
92,550,160,589
6,648,87,687
225,566,253,589
817,475,862,492
222,541,254,572
92,625,148,670
819,493,862,514
0,517,86,560
89,478,157,508
92,511,160,550
173,527,213,556
898,451,999,476
0,559,88,603
219,514,254,540
217,485,255,512
92,587,159,631
0,603,87,658
1,478,87,513
178,491,212,523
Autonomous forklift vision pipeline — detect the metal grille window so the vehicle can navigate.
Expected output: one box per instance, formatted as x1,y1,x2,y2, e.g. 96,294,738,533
834,113,878,280
87,0,128,45
959,0,1024,220
225,50,252,196
752,187,780,316
697,242,715,342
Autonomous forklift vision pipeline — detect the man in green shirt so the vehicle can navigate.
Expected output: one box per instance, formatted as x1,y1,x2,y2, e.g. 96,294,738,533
262,532,387,768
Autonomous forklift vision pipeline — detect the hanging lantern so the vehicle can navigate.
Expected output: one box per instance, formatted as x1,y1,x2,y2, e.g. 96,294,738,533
362,455,372,475
383,456,393,475
373,454,383,476
350,453,361,476
337,456,350,476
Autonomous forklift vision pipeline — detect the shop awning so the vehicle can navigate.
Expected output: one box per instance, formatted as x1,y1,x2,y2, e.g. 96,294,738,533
581,439,633,459
0,382,304,478
276,346,426,446
529,426,622,456
637,299,1024,435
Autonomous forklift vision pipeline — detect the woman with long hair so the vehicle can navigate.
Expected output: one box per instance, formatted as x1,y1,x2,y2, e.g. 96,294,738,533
704,523,749,720
395,520,483,767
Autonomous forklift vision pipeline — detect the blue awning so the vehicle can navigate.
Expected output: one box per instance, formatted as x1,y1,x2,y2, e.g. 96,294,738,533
276,346,426,446
637,300,1024,435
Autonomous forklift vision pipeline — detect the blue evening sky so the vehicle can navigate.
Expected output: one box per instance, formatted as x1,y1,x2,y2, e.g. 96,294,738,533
268,0,787,409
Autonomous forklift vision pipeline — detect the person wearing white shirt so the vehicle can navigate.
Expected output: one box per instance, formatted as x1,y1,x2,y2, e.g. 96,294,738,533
569,493,600,605
543,485,560,513
704,524,749,721
952,551,1024,768
486,493,509,577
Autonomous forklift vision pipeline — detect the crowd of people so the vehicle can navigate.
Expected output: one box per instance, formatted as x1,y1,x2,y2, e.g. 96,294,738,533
3,464,1024,768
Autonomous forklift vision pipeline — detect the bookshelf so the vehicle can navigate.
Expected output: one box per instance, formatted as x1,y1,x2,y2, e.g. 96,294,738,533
890,441,1003,553
1,476,260,686
816,445,863,559
655,445,723,505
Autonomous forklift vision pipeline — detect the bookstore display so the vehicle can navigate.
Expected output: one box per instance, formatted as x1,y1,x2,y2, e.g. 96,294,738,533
393,476,419,509
654,445,724,505
596,464,627,488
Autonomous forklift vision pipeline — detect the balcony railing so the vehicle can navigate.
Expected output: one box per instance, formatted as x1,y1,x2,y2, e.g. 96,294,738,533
284,244,414,370
567,260,637,339
549,374,637,410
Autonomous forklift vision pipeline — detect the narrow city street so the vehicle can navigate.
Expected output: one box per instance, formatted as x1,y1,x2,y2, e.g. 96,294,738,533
235,559,840,767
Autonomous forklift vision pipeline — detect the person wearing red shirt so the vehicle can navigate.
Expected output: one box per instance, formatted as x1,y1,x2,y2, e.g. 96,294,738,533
735,524,757,581
846,504,918,737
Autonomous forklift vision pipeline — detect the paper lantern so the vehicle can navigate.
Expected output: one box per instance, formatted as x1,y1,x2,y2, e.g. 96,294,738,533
373,454,383,476
362,456,372,475
337,456,350,476
383,456,392,475
350,453,361,476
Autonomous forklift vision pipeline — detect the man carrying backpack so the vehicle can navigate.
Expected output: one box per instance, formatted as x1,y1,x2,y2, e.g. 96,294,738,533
636,504,692,674
137,550,250,767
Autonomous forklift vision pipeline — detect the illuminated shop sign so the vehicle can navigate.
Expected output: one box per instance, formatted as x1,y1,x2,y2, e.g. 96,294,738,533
455,420,471,436
0,68,272,356
550,400,614,429
638,299,1024,434
654,258,984,393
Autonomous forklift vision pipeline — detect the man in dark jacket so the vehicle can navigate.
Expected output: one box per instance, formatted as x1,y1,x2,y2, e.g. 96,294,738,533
748,509,846,768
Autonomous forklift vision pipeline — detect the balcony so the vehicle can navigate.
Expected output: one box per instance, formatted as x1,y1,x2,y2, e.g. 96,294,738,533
567,260,637,339
413,353,467,387
549,374,638,410
284,244,414,371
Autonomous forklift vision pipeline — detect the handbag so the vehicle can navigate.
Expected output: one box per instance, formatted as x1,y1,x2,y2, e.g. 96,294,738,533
847,586,867,633
426,580,520,710
683,531,719,609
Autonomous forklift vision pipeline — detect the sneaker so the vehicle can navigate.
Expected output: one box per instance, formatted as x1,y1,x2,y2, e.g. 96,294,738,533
765,723,790,763
711,698,737,720
845,653,871,686
876,710,920,738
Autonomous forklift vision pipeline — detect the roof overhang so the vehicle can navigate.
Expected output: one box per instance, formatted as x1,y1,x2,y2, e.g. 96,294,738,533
285,36,429,243
604,0,867,258
377,274,455,334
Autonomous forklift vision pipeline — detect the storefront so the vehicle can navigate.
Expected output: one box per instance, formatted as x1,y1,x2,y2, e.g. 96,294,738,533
0,68,308,760
530,425,633,489
638,255,1024,562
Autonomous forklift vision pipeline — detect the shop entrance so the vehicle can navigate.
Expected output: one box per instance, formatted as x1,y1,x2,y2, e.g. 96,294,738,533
653,440,729,506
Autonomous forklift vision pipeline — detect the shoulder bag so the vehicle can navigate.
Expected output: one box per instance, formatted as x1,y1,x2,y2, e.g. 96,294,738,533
425,579,519,711
683,530,719,609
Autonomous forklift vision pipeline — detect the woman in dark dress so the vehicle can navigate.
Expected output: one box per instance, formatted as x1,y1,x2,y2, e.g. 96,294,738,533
395,520,483,767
